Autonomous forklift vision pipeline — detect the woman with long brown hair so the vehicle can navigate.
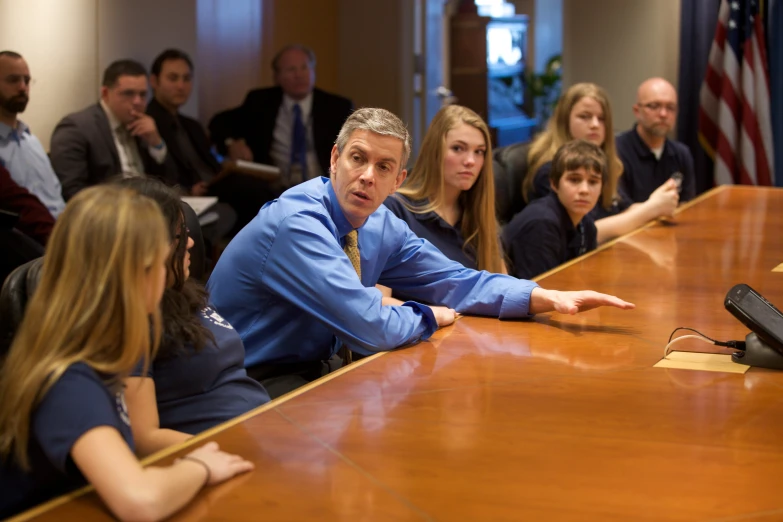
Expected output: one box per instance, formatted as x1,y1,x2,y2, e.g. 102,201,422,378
0,186,253,520
523,82,679,243
383,105,506,273
120,178,269,457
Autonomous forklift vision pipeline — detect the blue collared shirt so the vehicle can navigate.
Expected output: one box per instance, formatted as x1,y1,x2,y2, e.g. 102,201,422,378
0,121,66,218
207,177,539,367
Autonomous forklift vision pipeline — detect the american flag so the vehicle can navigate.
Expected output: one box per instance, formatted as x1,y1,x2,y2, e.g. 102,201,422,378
698,0,775,186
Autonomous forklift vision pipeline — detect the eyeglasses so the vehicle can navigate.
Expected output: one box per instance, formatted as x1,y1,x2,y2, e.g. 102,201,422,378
2,75,34,87
641,102,677,113
174,227,191,242
115,89,148,100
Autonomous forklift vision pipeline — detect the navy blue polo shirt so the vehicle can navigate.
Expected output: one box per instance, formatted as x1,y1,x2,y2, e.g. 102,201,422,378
133,306,270,434
501,192,598,279
1,363,135,519
383,194,478,270
530,161,631,220
615,126,696,203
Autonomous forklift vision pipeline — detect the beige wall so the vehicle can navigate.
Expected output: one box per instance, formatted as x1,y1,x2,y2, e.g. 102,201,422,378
0,0,267,146
98,0,199,118
259,0,339,92
338,0,408,117
0,0,98,150
562,0,680,131
197,0,263,124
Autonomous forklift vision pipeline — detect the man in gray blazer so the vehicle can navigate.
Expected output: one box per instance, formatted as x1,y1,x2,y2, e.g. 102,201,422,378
50,60,176,200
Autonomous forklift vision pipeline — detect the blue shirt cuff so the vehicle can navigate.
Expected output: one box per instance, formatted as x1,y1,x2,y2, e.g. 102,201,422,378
498,282,539,319
401,300,438,342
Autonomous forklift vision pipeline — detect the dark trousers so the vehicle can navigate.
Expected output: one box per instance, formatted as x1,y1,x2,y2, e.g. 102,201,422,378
246,355,344,399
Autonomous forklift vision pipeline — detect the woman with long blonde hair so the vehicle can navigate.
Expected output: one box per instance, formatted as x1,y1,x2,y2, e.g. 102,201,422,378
0,186,253,520
523,82,678,243
383,105,506,273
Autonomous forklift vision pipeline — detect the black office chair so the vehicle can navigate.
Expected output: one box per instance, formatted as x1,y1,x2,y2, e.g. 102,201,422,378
493,142,531,224
181,200,207,281
0,257,43,358
0,229,45,289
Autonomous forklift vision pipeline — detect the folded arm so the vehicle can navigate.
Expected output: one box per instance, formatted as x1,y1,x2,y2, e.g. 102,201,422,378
261,212,439,354
124,376,191,458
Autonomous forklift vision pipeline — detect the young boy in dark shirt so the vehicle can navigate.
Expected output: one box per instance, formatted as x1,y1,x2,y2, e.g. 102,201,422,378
503,140,607,279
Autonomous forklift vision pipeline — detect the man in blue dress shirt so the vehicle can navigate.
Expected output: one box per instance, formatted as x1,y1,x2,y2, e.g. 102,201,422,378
207,108,634,397
0,51,66,218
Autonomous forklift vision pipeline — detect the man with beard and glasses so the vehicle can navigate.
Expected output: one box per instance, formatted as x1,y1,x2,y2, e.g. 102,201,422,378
615,77,695,204
0,51,65,218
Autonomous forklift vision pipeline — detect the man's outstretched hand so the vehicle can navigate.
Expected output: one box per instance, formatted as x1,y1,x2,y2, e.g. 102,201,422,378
529,288,635,315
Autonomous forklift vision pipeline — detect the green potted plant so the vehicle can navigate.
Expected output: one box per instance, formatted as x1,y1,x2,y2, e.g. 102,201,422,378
526,54,562,130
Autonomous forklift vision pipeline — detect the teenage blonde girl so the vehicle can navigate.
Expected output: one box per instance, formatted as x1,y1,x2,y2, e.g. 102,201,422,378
384,105,506,273
0,185,253,520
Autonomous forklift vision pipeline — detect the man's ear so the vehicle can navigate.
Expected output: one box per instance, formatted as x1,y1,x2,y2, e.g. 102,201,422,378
150,74,159,91
393,169,408,194
329,145,339,179
100,86,110,102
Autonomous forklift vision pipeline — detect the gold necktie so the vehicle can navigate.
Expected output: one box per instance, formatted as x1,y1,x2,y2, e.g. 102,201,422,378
343,230,361,280
339,230,361,365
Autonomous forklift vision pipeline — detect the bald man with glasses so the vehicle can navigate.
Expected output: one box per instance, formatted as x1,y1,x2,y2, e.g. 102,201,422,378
615,77,695,204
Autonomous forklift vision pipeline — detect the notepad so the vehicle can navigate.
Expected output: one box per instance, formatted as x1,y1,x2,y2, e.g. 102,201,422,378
773,263,783,272
181,197,218,216
234,160,281,176
654,351,750,373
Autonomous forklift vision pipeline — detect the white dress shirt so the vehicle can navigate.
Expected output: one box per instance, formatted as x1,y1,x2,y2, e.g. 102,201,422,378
269,92,322,184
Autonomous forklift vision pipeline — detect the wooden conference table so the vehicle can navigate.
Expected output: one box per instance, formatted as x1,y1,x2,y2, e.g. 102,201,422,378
15,186,783,521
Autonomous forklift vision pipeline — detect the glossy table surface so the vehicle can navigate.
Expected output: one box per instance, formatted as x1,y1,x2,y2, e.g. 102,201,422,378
17,186,783,521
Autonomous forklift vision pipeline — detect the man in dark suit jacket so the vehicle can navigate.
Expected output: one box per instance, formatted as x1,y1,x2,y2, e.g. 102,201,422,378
147,50,218,194
147,49,269,232
209,44,354,184
50,60,176,200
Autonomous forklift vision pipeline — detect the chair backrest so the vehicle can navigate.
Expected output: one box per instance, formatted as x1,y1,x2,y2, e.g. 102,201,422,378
0,225,45,289
181,201,207,281
0,257,44,358
493,142,531,224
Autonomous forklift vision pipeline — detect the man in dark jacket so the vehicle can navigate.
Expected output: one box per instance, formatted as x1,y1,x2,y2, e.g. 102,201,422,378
209,44,354,187
148,49,276,233
50,60,177,200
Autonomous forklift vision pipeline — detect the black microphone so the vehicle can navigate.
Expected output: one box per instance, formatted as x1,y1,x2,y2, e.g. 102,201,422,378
670,172,683,194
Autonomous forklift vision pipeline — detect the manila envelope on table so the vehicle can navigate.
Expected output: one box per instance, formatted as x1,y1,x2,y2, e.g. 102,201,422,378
655,351,750,374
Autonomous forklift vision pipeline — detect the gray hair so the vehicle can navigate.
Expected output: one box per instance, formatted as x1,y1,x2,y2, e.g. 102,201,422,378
272,44,316,73
334,108,411,170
